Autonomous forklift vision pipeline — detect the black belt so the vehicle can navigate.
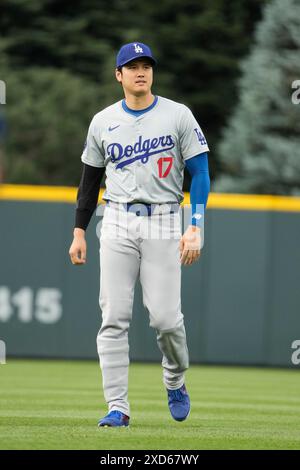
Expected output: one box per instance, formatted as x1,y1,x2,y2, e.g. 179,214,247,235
106,200,179,217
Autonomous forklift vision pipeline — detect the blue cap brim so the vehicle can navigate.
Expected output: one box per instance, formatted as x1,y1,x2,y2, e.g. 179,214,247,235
118,54,157,68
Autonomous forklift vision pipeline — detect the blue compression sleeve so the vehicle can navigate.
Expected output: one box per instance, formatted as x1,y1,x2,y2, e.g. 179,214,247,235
185,152,210,227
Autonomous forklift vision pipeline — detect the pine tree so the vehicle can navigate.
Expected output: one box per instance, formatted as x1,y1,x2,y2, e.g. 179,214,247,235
2,67,103,185
0,0,265,185
214,0,300,195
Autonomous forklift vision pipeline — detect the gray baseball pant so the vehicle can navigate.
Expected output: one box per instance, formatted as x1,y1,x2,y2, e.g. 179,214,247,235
96,203,189,417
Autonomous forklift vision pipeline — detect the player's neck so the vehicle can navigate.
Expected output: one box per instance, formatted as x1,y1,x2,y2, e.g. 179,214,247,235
124,93,155,111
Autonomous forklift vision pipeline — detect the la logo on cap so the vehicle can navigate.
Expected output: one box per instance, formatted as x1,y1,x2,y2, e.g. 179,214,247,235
134,43,143,53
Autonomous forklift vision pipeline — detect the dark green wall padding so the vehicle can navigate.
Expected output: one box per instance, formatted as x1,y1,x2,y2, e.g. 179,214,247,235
1,200,299,367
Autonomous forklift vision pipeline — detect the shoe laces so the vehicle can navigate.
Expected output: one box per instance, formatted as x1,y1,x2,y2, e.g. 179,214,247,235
107,410,124,419
169,388,185,402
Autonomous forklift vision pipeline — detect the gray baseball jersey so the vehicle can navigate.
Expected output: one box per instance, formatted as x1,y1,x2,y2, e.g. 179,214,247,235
81,96,209,204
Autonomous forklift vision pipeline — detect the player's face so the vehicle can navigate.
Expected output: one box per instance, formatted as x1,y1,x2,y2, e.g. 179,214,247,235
116,59,153,96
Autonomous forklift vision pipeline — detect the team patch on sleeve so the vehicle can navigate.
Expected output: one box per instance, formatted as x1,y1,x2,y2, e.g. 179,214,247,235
194,128,207,146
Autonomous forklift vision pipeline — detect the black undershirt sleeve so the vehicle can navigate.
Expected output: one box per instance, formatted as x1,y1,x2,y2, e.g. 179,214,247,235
75,163,105,231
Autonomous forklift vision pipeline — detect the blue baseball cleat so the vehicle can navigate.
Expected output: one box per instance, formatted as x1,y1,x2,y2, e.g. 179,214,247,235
98,410,130,427
167,384,190,422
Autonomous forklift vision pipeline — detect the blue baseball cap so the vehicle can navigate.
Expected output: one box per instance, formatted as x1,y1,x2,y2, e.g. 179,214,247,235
116,42,157,68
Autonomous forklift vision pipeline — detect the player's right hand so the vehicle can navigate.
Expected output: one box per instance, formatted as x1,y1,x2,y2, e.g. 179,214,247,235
69,228,87,265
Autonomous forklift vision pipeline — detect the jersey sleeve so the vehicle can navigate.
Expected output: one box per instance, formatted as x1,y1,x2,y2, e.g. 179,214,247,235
81,116,105,168
179,105,209,161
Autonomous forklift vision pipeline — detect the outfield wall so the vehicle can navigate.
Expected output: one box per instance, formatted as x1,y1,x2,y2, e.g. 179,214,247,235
1,185,300,367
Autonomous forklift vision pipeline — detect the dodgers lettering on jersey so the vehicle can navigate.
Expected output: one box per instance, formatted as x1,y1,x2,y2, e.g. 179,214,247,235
81,96,209,204
108,135,175,169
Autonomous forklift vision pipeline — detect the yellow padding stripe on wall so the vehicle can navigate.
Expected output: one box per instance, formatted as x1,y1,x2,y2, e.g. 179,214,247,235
1,184,300,212
0,184,78,203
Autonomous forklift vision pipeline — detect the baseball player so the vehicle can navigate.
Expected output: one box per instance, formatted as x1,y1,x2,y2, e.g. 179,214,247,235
69,42,210,427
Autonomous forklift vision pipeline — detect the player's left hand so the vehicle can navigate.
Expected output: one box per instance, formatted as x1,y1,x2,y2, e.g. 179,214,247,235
179,225,201,266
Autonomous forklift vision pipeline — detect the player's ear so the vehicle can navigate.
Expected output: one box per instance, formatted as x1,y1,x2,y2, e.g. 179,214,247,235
115,68,122,83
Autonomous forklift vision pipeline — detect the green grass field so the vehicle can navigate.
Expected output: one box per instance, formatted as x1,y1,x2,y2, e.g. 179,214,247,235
0,360,300,450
